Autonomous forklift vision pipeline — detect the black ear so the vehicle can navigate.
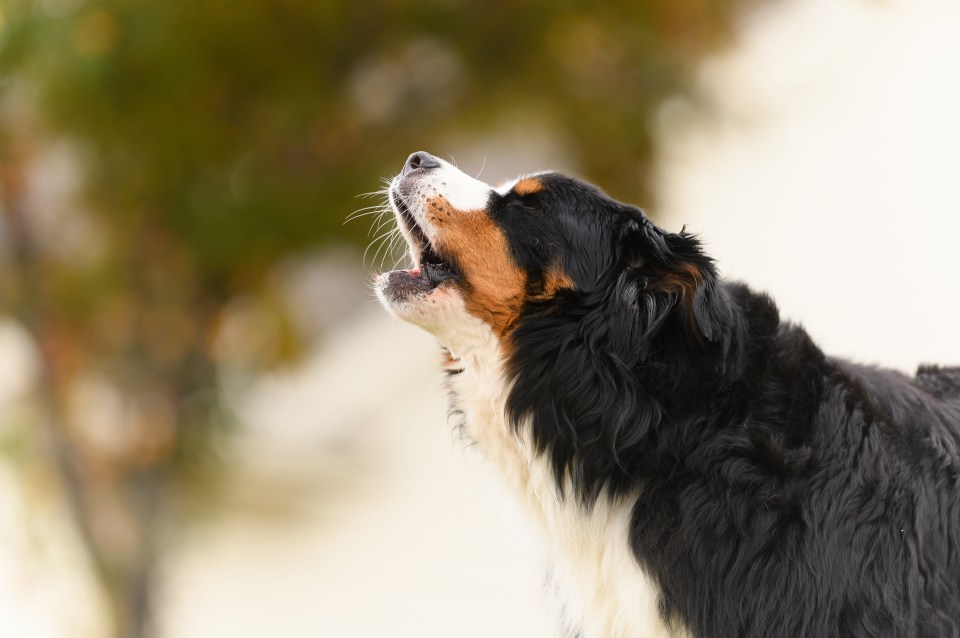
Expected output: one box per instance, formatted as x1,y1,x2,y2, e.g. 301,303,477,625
660,230,726,341
623,216,727,342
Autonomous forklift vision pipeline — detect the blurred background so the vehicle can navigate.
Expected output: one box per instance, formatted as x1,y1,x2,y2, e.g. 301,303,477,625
1,0,959,636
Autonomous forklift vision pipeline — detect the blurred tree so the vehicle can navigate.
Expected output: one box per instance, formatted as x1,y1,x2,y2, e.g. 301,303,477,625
0,0,761,636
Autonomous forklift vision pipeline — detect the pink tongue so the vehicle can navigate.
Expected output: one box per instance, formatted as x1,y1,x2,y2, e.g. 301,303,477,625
407,267,422,277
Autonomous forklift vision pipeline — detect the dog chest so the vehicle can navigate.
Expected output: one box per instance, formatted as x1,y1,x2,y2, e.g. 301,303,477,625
449,368,686,638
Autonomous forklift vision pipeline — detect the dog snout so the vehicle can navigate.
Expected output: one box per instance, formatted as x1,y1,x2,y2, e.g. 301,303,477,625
403,151,441,175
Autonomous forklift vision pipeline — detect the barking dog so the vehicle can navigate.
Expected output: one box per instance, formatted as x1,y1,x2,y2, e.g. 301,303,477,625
374,151,960,638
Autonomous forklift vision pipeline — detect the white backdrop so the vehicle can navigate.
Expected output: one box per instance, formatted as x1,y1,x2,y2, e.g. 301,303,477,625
656,0,960,371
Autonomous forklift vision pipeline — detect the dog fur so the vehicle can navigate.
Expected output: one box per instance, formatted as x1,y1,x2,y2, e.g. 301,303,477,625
375,152,960,638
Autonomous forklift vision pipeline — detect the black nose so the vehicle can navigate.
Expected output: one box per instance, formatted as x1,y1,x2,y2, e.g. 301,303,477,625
403,151,441,175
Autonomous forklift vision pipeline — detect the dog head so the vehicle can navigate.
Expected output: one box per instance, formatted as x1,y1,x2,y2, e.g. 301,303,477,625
374,151,725,365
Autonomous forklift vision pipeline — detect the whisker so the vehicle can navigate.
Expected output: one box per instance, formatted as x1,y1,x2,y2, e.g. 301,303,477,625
378,233,398,272
386,231,407,268
363,226,398,266
347,203,389,217
348,202,387,213
389,236,409,271
356,177,408,272
372,226,402,271
365,211,391,239
356,188,389,199
475,156,487,180
369,212,397,237
370,215,389,238
344,204,391,224
343,210,384,226
373,229,393,270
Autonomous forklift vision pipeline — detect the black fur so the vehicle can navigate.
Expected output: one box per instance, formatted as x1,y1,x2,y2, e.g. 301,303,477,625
498,174,960,637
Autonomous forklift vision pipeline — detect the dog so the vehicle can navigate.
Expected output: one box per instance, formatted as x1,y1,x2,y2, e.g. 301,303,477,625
374,151,960,638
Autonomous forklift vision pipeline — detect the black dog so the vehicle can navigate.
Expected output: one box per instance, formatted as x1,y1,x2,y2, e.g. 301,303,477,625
375,151,960,638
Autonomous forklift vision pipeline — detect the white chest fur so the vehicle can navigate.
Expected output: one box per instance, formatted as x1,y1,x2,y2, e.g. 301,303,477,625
446,352,685,638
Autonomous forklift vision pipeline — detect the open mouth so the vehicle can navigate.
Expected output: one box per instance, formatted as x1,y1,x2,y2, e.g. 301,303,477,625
390,192,458,290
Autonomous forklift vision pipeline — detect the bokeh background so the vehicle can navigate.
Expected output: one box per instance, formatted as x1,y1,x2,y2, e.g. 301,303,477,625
1,0,959,636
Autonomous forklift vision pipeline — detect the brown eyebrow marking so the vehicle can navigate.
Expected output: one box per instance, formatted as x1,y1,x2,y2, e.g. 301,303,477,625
513,177,544,197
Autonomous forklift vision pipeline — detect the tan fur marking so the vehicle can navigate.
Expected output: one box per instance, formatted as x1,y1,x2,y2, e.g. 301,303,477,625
657,262,704,301
539,265,575,298
650,262,705,337
513,177,545,197
426,196,527,337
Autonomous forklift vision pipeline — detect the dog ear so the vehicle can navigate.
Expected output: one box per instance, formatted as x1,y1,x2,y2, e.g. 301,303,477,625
623,216,726,342
658,230,725,342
